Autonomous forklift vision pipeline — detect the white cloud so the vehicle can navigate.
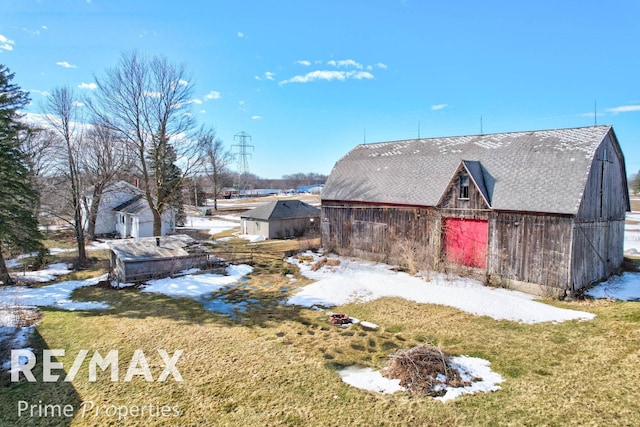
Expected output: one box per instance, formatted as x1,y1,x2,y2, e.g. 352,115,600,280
56,61,77,69
73,101,85,107
280,70,374,85
42,26,48,30
0,34,15,51
255,71,275,81
144,91,161,98
29,89,50,97
204,91,221,100
579,112,605,118
605,105,640,114
78,82,97,90
199,109,206,114
237,31,244,38
295,60,311,66
327,59,363,69
189,98,203,105
178,79,189,86
251,115,262,120
431,104,448,111
375,62,388,69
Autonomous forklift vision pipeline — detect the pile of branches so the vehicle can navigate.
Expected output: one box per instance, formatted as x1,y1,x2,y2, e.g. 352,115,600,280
381,343,472,396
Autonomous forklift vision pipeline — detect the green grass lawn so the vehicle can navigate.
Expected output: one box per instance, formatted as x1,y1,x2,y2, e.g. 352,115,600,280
1,238,640,426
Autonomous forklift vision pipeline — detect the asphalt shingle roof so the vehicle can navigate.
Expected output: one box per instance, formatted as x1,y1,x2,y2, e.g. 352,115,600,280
113,195,148,214
241,200,320,221
322,125,614,215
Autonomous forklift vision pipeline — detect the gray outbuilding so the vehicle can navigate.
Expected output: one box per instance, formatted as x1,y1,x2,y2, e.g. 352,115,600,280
241,200,320,239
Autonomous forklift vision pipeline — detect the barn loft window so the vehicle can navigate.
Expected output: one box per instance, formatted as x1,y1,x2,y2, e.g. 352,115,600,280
459,173,470,199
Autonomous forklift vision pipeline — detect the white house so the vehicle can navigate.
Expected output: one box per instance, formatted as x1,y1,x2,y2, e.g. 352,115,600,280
84,181,175,238
113,195,175,238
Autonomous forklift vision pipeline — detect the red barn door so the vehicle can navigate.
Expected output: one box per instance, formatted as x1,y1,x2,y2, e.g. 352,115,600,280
444,218,488,269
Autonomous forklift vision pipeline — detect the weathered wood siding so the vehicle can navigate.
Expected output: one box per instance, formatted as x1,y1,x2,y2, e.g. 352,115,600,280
572,132,629,290
577,133,629,221
440,171,489,211
111,253,209,283
571,219,625,291
321,201,441,267
487,212,573,292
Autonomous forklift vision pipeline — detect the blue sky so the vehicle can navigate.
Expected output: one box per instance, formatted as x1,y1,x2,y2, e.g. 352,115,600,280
1,0,639,179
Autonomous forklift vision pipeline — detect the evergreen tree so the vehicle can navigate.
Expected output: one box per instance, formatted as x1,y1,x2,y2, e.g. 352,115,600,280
0,65,44,285
147,142,185,228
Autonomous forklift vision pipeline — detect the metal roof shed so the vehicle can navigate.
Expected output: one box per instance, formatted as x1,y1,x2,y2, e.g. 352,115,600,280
108,234,212,283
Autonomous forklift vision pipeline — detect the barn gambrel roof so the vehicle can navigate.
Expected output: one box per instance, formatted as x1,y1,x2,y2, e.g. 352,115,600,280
322,125,625,215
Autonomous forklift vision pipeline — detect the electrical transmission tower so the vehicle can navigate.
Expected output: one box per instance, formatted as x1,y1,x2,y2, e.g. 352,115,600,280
232,131,254,195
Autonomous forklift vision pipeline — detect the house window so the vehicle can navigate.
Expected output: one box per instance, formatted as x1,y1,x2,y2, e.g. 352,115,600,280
459,173,469,199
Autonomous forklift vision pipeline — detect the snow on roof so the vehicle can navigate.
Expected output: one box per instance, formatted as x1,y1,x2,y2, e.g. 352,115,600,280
107,234,205,261
323,125,617,215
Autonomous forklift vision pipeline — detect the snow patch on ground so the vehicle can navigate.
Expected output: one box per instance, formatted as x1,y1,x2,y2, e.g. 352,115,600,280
287,253,595,324
0,274,110,310
178,216,240,235
338,355,503,402
0,325,35,372
585,272,640,301
9,263,73,283
141,265,253,299
236,234,266,243
338,366,403,394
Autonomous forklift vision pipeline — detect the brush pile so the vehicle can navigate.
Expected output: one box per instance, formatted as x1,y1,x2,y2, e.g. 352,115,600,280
381,343,473,396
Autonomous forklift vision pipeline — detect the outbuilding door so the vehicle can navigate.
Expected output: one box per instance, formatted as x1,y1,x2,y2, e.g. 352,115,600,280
444,218,488,269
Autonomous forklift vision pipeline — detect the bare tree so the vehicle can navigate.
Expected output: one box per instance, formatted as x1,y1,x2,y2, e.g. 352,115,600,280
44,86,88,265
88,51,198,236
200,127,232,211
80,124,128,240
18,127,58,178
17,127,58,218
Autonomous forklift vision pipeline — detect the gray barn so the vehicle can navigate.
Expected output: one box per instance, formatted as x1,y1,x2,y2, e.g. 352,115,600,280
321,125,629,297
241,200,320,239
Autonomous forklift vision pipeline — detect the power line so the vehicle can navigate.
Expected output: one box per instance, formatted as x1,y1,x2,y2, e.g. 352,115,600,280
232,131,254,193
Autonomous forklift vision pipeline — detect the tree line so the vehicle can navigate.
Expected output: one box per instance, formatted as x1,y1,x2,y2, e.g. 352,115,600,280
0,52,326,283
